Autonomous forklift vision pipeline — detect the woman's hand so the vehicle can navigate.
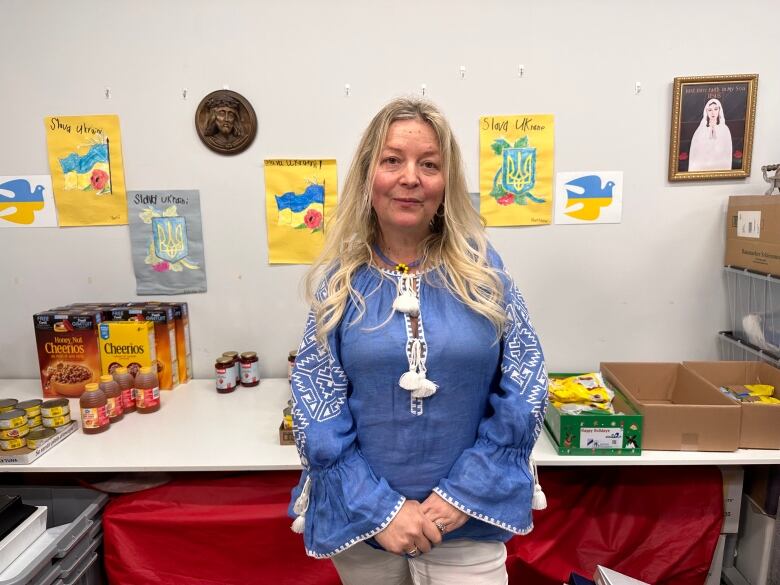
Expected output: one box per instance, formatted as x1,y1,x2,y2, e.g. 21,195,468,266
374,500,442,556
420,492,469,534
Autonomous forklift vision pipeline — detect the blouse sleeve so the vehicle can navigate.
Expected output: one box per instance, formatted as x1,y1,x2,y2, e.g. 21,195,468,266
433,252,548,535
288,291,406,558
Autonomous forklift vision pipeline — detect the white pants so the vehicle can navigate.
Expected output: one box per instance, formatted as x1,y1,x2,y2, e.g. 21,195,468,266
331,539,508,585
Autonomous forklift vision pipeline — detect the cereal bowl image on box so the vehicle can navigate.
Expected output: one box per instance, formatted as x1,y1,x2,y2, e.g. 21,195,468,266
46,362,96,397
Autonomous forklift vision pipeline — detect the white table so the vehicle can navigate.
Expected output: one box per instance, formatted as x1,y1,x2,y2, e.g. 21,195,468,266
2,378,780,472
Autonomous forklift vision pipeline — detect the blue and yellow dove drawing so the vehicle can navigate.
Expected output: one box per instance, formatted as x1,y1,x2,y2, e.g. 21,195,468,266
563,175,615,221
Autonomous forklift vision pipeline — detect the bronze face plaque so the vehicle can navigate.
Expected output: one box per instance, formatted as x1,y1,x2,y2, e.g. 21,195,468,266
195,90,257,155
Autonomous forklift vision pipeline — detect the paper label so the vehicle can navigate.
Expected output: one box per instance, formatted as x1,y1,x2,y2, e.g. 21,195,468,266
580,427,623,449
106,396,122,418
121,388,134,409
136,386,160,408
81,405,109,429
216,368,234,390
737,211,761,238
241,361,259,384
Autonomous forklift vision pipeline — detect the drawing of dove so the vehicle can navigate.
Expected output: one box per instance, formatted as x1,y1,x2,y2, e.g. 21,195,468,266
0,178,46,224
563,175,615,221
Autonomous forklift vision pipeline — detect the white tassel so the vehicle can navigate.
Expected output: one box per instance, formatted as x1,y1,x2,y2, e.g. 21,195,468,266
291,515,306,533
412,377,438,398
532,483,547,510
399,370,422,390
393,293,420,315
290,475,312,534
529,456,547,510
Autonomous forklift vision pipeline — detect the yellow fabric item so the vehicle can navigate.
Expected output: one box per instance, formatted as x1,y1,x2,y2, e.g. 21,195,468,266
549,373,615,414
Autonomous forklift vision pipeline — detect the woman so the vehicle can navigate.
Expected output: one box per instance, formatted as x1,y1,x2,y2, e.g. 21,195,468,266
688,98,733,171
289,98,548,584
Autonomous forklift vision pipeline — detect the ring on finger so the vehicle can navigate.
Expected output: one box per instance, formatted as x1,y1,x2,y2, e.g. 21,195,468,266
406,546,419,558
434,520,447,534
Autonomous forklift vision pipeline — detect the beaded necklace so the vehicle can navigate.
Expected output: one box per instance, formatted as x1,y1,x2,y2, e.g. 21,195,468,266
372,244,421,274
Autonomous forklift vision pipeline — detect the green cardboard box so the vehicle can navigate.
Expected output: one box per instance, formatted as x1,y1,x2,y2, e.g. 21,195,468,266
544,375,644,456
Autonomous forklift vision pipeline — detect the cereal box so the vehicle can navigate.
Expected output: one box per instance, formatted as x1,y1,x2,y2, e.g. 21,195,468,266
98,321,156,377
127,305,179,390
33,310,102,398
163,302,193,383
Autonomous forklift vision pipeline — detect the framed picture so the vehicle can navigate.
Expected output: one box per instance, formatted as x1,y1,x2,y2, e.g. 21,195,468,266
668,74,758,181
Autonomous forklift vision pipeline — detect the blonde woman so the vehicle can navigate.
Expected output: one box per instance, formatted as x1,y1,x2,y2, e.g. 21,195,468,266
289,98,548,584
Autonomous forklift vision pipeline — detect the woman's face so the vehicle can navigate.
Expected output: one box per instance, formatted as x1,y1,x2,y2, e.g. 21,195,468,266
371,119,445,241
706,102,720,122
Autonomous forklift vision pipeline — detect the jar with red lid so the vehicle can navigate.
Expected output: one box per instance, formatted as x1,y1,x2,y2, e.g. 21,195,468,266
215,357,236,393
240,352,260,387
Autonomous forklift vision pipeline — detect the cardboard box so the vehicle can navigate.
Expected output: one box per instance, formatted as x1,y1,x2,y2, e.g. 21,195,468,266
545,387,643,456
600,363,741,451
126,305,180,390
162,302,193,384
721,466,744,533
33,310,102,398
0,422,77,465
279,422,294,445
725,195,780,277
684,361,780,449
98,321,156,377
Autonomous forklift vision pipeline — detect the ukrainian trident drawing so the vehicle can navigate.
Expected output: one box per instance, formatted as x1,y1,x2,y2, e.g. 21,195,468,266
139,206,200,273
490,136,544,206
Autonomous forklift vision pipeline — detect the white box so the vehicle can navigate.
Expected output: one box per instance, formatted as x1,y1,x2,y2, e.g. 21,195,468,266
721,466,744,534
735,495,775,585
0,505,47,573
706,534,726,585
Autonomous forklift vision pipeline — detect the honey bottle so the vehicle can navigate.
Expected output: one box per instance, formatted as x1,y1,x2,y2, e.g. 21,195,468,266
80,382,110,434
99,375,124,422
135,366,160,414
112,367,136,414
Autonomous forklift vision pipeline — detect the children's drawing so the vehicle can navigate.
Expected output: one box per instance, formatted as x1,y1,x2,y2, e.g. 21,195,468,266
554,171,624,225
44,115,127,226
275,182,324,233
127,190,207,295
264,160,337,264
138,207,199,273
480,115,554,227
0,175,57,227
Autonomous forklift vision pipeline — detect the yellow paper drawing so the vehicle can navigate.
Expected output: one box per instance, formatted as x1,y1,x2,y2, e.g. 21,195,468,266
264,159,337,264
44,115,127,226
479,115,554,226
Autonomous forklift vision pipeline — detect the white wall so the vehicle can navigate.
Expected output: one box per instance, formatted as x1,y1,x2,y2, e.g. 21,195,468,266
1,0,778,379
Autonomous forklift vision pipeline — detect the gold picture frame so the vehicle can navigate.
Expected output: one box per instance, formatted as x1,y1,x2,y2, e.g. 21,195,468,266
668,73,758,181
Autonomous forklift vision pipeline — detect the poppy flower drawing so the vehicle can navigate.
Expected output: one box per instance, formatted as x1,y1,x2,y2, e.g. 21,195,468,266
90,169,110,192
303,209,323,232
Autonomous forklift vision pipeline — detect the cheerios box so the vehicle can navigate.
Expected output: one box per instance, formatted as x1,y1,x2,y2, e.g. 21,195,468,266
98,321,156,378
162,302,193,383
127,304,180,390
33,310,103,398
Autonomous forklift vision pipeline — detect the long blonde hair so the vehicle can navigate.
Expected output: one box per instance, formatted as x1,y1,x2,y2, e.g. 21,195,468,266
305,97,506,346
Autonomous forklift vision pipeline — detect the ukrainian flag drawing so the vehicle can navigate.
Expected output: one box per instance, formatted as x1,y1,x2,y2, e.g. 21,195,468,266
275,183,324,231
264,159,337,264
58,143,111,193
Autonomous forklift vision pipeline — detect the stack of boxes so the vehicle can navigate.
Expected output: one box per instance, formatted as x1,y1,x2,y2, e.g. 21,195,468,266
33,302,193,398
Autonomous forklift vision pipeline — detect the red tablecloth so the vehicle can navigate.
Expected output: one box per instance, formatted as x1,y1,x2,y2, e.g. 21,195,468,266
103,466,722,584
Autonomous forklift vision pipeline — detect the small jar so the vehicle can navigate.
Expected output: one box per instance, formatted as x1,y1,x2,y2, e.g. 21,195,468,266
0,409,27,430
222,351,240,386
0,399,18,413
288,350,298,382
41,399,70,418
17,399,42,419
240,352,260,387
135,366,160,414
215,357,236,394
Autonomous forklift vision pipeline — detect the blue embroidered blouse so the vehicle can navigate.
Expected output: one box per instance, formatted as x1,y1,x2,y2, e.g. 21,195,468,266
289,249,548,558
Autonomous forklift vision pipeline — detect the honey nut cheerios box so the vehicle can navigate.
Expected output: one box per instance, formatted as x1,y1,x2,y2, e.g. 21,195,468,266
33,310,102,398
